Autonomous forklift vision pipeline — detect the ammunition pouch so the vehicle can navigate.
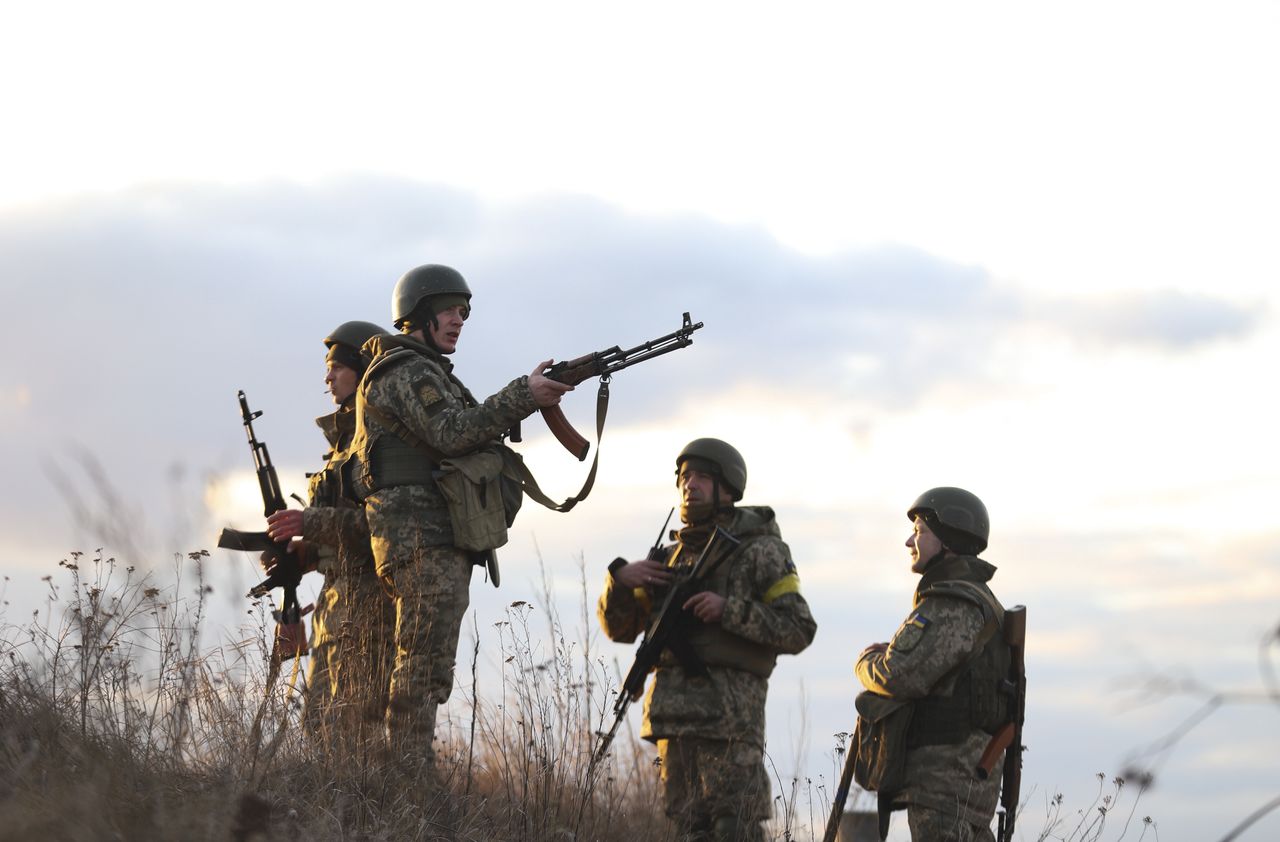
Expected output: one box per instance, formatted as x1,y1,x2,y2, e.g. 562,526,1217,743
684,624,777,678
361,434,435,492
357,410,525,553
434,448,509,552
852,690,913,795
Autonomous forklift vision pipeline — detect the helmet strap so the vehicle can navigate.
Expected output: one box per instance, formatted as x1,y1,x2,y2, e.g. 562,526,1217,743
402,303,448,353
679,476,732,526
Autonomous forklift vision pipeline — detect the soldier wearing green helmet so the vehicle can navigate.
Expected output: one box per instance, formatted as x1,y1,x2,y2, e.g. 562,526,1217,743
598,437,817,842
340,264,570,774
854,487,1009,841
267,320,396,755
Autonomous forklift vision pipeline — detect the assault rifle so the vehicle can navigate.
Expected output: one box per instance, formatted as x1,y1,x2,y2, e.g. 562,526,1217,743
216,390,308,661
535,312,703,460
588,522,740,774
976,604,1027,842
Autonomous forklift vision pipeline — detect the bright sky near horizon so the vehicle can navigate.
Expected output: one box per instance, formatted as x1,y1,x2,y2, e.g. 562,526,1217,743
3,3,1279,840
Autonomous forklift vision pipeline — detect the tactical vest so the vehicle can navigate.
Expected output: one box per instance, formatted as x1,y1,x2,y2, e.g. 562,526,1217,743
905,579,1010,748
308,406,354,508
658,514,782,679
351,339,475,496
305,405,374,576
351,336,522,557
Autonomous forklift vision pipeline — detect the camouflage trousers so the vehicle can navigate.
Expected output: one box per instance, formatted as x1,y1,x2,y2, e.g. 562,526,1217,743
656,737,771,842
301,566,396,756
375,541,473,766
906,804,996,842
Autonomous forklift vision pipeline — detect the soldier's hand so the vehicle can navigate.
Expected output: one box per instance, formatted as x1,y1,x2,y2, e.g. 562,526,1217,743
266,509,304,541
683,591,726,624
859,642,889,659
257,540,307,573
528,359,574,408
611,559,674,590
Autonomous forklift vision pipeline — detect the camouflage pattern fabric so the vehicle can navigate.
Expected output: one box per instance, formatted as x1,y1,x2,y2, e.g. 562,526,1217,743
855,555,1003,829
380,543,472,764
301,569,395,749
657,737,770,841
907,802,997,842
351,333,537,541
297,405,394,750
599,506,817,833
350,334,538,763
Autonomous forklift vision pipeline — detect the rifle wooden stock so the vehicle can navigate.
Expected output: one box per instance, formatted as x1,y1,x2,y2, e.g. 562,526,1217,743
273,615,309,661
976,721,1015,779
999,605,1027,842
551,352,606,386
822,734,858,842
539,353,602,460
540,404,591,461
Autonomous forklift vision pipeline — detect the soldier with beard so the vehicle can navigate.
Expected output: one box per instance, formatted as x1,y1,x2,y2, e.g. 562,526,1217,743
855,487,1008,842
267,320,396,754
598,438,818,842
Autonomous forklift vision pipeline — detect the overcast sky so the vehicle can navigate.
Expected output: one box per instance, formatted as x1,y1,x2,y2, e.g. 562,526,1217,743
2,3,1279,840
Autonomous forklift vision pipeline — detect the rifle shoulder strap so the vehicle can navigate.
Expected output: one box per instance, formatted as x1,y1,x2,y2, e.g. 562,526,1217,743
511,377,612,513
361,365,612,515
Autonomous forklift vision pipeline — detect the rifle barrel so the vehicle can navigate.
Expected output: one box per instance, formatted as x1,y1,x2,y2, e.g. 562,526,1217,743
600,319,704,377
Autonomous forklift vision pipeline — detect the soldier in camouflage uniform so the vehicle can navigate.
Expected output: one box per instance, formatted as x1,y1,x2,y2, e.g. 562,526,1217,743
855,487,1006,842
268,321,396,755
341,264,570,770
598,438,817,842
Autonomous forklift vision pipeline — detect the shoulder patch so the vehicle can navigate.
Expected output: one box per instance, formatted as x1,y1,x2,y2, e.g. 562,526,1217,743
890,611,931,653
418,381,444,407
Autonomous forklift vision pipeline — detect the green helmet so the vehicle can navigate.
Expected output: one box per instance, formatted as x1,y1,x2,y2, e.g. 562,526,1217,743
392,264,472,330
324,320,389,376
675,438,747,501
907,487,989,555
324,320,388,352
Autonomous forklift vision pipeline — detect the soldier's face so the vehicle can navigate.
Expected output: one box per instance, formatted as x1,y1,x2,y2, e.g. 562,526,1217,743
907,516,944,573
325,362,358,405
679,467,733,508
428,304,467,354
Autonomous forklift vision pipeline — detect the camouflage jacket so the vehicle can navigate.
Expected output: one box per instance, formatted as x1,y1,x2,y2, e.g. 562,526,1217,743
299,403,375,577
855,555,1003,824
350,333,539,547
598,506,817,748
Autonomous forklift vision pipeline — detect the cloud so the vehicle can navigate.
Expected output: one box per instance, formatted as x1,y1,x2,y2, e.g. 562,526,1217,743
1041,290,1262,350
0,176,1264,567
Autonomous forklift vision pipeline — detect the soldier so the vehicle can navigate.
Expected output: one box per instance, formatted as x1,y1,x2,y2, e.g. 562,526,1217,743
267,321,396,755
854,487,1008,842
336,264,569,771
598,438,817,842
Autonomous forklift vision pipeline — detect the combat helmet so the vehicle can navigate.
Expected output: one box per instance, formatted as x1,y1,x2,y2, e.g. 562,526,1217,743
907,487,989,555
392,264,472,330
323,320,388,376
675,438,747,502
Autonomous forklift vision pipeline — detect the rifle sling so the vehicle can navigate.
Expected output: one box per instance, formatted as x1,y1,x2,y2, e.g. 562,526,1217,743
362,378,612,514
513,378,610,513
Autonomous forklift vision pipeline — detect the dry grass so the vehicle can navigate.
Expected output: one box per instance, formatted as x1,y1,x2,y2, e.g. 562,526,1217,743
0,549,674,842
0,548,1164,842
